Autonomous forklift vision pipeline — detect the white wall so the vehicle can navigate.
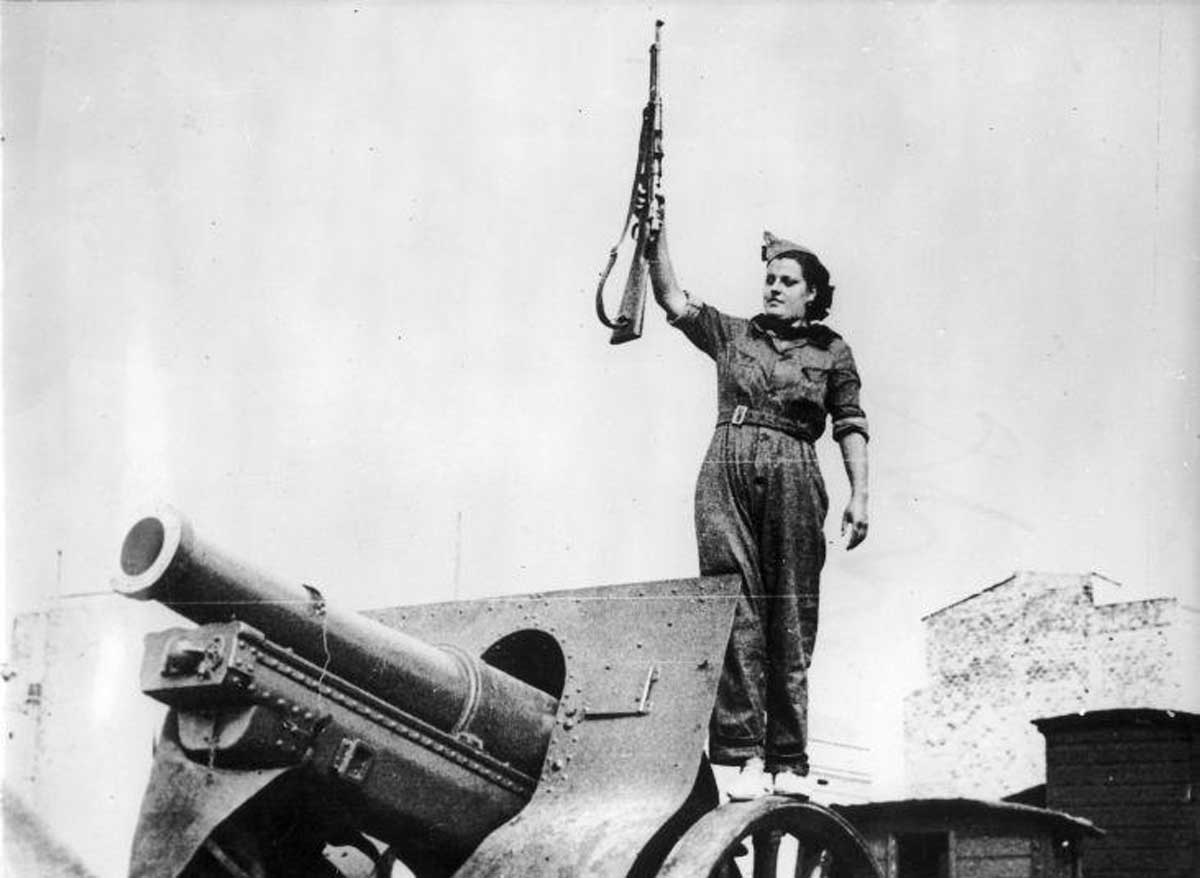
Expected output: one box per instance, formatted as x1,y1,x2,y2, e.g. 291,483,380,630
4,597,175,878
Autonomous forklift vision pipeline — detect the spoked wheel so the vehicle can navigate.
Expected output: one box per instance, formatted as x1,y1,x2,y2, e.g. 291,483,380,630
656,797,882,878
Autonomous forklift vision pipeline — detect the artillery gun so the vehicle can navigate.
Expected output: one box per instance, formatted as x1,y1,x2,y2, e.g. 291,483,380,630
116,508,882,878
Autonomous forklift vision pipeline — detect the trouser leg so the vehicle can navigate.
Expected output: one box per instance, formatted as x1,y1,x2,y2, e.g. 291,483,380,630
696,432,766,766
762,579,820,774
759,440,827,775
707,586,767,765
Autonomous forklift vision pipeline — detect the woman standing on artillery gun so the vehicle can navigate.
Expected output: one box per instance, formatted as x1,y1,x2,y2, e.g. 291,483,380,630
647,217,870,801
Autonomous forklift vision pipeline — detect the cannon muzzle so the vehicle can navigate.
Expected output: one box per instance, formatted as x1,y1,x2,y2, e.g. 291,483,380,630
115,507,556,777
116,508,563,878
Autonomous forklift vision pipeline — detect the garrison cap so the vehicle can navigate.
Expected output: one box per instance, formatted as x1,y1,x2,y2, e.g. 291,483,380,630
762,230,815,262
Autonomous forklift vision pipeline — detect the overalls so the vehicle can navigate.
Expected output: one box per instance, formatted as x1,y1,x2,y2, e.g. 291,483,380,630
672,301,868,774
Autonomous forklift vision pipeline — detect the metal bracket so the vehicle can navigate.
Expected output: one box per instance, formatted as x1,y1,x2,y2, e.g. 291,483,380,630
332,737,374,784
582,665,659,719
162,634,225,679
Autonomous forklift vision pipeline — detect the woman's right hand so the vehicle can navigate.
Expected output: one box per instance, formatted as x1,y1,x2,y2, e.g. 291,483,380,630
634,184,666,244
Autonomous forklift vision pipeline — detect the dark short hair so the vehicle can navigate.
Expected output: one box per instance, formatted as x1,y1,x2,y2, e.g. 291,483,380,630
768,250,835,321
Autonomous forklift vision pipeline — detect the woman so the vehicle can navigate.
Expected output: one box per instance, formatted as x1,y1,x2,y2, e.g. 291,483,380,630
648,222,869,800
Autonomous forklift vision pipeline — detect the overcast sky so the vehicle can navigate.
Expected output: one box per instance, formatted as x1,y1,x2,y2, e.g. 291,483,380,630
5,2,1198,797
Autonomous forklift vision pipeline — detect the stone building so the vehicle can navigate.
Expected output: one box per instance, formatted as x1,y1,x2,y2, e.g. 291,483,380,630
903,571,1199,799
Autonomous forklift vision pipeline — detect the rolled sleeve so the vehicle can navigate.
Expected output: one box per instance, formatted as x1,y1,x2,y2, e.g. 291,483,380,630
827,340,869,442
666,290,703,326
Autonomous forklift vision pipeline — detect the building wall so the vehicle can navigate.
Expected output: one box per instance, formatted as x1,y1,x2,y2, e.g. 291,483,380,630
1038,710,1200,878
953,830,1065,878
845,813,1082,878
4,597,176,878
808,716,875,804
904,572,1198,798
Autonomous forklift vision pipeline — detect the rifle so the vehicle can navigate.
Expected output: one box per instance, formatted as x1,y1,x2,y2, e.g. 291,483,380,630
595,20,664,345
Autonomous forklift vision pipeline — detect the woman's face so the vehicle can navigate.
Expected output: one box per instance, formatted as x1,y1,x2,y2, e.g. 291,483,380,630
761,257,815,322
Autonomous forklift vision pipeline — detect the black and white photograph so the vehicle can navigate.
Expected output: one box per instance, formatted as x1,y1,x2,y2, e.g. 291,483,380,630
3,3,1198,877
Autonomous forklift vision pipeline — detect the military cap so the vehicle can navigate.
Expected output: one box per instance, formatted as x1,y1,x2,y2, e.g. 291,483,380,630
762,230,815,262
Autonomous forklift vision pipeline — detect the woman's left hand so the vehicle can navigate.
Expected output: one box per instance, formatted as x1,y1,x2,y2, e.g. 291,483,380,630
841,494,869,550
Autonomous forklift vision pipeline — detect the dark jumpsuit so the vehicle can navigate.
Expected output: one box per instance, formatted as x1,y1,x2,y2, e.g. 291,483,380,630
671,300,868,775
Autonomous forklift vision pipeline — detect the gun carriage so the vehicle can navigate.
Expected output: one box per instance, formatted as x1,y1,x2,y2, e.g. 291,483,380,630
116,508,882,878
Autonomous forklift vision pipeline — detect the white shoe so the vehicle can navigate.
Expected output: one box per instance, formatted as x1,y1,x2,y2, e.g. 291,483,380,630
772,770,816,799
726,757,772,801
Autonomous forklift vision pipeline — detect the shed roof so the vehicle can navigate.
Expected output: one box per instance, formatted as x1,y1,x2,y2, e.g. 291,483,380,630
1033,707,1200,733
834,798,1103,838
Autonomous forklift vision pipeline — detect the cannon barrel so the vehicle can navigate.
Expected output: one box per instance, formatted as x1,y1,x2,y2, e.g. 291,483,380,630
113,508,556,776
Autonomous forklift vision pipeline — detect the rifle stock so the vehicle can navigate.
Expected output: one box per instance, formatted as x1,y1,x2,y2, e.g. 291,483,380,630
609,232,650,345
596,21,663,345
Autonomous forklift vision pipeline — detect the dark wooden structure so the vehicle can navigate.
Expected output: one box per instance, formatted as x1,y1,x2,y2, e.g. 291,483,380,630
1034,708,1200,878
834,798,1100,878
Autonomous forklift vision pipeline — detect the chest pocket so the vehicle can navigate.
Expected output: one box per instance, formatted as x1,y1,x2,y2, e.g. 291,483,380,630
723,344,769,396
770,354,829,406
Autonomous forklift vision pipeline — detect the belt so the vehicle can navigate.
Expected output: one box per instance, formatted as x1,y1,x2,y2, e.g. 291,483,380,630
716,404,816,443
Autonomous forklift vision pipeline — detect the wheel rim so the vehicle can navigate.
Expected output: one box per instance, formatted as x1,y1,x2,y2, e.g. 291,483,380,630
656,798,881,878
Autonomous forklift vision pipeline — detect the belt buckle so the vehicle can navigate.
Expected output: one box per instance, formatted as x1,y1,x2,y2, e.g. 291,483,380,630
731,404,748,426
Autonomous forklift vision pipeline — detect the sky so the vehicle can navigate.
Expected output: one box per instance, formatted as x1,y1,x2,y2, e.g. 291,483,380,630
4,2,1198,802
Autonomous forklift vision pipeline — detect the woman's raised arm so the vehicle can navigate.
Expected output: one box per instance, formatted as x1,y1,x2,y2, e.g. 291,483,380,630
648,214,691,321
